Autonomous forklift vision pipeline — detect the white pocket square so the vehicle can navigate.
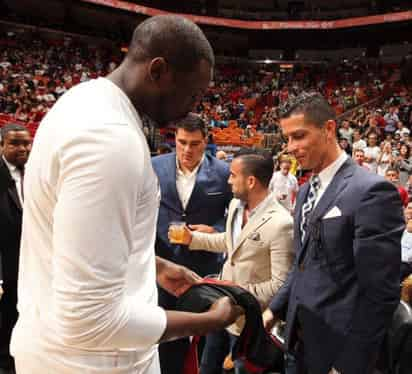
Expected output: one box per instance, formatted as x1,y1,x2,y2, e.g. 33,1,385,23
323,206,342,219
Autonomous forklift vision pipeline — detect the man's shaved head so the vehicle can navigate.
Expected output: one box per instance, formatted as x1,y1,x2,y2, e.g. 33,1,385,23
127,15,214,72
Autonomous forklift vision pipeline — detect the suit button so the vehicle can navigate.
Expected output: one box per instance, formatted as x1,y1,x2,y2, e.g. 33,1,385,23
298,263,305,271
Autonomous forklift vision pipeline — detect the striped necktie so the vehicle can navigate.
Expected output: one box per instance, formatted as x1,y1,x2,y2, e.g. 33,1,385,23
300,174,321,243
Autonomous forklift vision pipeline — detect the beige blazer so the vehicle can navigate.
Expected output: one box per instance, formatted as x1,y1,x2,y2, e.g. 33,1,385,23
190,194,294,335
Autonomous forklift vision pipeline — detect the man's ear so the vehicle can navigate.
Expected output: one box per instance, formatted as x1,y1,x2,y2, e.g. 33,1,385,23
247,175,256,190
325,120,337,141
148,57,170,83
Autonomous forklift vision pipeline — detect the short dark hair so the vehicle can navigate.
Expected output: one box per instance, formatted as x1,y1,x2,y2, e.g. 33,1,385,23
0,123,29,145
385,166,399,175
279,92,336,128
234,148,274,188
175,113,208,137
127,15,214,72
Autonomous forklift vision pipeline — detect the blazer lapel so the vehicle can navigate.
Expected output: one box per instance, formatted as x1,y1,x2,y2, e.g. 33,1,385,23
298,158,354,263
226,201,237,253
310,159,354,222
0,158,22,211
161,154,183,214
233,203,276,255
294,182,310,253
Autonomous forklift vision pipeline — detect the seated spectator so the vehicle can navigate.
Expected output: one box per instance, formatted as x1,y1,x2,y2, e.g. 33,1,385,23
156,143,173,155
364,132,381,173
394,144,412,186
401,201,412,281
352,129,367,152
338,120,354,145
377,142,394,176
353,149,370,171
339,137,352,155
385,167,409,207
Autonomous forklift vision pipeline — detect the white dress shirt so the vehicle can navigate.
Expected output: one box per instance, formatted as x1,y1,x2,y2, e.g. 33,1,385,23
2,155,24,206
314,151,348,208
176,156,204,210
11,78,167,374
401,230,412,263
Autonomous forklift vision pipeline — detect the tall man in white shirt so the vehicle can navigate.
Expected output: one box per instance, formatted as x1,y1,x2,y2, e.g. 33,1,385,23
11,15,241,374
152,114,232,374
0,124,32,374
263,92,403,374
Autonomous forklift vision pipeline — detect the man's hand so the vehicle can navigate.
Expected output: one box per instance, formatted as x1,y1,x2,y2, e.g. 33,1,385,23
0,285,3,300
156,257,201,297
328,368,341,374
188,224,216,234
168,225,193,245
208,297,244,328
262,308,278,332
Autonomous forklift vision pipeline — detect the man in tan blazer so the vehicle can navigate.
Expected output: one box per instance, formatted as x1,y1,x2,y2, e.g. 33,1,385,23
176,149,294,374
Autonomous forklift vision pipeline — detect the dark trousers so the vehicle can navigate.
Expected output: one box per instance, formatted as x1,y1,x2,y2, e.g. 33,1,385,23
0,286,17,370
159,338,190,374
200,330,248,374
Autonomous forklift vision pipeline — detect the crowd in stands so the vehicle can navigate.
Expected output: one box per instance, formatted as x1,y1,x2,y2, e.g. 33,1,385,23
1,32,411,187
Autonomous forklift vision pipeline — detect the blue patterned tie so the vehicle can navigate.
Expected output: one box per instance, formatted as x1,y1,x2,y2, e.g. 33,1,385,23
300,175,321,243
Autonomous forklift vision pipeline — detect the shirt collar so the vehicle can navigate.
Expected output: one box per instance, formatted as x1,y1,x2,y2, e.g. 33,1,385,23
176,154,205,177
235,192,274,219
317,151,348,188
2,155,17,173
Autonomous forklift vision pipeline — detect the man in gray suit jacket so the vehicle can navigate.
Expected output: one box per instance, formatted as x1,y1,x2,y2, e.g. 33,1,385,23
263,93,404,374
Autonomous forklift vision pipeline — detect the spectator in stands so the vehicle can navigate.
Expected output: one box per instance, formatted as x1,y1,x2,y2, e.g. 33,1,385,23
384,106,400,134
377,141,394,176
401,200,412,281
0,123,32,374
11,15,242,374
364,132,381,173
353,149,370,171
178,149,293,374
394,143,412,186
385,167,409,207
216,150,228,161
152,114,232,374
156,143,173,155
395,121,410,139
269,157,299,213
351,129,367,153
338,120,353,145
339,137,352,156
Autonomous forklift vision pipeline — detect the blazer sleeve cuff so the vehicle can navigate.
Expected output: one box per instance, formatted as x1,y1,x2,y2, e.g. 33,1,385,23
189,232,204,250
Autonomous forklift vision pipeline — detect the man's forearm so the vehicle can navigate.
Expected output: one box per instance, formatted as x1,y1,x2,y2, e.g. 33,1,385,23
160,310,223,342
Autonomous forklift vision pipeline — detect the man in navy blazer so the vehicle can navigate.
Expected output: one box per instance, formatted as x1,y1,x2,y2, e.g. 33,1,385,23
152,114,231,374
263,93,404,374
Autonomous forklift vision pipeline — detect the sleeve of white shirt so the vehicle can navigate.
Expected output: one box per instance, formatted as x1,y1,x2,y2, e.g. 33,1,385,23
51,123,166,350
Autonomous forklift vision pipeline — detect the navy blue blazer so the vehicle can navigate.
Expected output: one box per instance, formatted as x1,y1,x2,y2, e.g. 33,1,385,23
152,153,232,277
269,158,404,374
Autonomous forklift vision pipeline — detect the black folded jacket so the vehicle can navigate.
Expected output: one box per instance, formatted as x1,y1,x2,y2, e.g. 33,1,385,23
176,279,284,373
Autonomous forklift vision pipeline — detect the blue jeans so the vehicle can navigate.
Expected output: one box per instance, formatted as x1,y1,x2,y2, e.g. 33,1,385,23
200,330,248,374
